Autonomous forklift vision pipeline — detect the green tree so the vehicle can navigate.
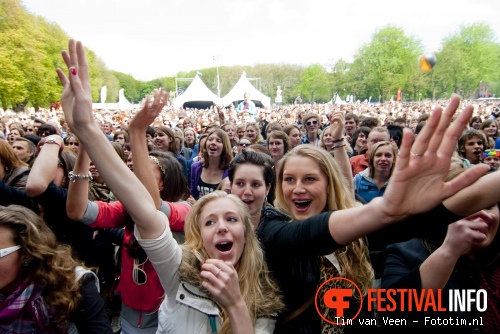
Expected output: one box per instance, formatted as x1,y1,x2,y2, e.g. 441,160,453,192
295,64,329,103
326,59,350,101
253,63,303,104
113,71,143,103
432,22,500,99
0,0,50,109
0,0,118,108
36,19,70,106
350,25,423,101
84,49,120,102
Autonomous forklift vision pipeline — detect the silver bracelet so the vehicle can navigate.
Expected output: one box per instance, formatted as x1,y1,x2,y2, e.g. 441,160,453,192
68,171,93,182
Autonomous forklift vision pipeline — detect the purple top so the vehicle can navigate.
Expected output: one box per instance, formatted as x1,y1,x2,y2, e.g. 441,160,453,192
189,161,228,200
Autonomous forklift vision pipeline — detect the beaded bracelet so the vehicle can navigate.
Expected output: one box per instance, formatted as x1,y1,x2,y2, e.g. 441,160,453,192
331,137,344,143
332,143,346,150
68,171,93,182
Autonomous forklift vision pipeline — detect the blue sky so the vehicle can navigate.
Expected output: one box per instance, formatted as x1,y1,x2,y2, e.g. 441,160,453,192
22,0,500,81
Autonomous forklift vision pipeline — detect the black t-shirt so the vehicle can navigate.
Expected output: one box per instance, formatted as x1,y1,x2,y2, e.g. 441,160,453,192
197,178,220,198
33,183,95,266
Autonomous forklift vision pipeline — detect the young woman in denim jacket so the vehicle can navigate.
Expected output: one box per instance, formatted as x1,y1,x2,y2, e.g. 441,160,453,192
354,141,397,203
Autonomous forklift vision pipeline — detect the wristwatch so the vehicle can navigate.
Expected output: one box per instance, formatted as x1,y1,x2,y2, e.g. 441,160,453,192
68,171,93,182
45,136,63,152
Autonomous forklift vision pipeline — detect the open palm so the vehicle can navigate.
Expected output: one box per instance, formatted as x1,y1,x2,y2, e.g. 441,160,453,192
55,40,94,134
128,89,168,132
380,95,490,218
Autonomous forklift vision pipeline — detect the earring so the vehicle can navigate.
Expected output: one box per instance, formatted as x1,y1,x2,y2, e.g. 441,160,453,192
265,196,268,204
23,260,30,267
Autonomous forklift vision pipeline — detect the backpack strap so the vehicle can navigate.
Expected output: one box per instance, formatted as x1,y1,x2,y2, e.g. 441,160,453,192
276,296,314,327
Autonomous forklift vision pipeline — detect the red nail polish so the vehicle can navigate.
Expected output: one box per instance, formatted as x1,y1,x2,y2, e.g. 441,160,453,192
203,260,206,263
71,68,77,76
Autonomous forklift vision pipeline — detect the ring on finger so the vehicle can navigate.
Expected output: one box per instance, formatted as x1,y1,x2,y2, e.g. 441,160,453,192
215,268,222,277
410,151,423,157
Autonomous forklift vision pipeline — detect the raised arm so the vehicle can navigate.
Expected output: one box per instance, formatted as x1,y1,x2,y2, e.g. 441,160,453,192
215,104,226,124
330,111,353,194
443,170,500,216
56,40,165,239
66,142,91,220
128,91,167,210
329,95,490,245
25,135,64,197
419,214,487,289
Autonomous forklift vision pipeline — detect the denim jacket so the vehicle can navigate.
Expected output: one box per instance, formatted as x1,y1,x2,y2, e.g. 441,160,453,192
353,168,388,203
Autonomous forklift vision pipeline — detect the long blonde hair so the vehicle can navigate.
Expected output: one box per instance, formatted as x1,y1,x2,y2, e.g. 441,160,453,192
178,191,284,334
275,146,373,295
245,123,264,144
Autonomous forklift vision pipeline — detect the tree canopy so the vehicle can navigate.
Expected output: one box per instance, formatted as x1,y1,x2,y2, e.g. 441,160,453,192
432,23,500,99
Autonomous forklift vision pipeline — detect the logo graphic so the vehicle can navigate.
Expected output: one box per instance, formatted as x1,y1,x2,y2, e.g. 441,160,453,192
315,277,363,325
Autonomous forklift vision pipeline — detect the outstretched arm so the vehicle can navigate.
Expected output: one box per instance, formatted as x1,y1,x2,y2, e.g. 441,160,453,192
329,95,490,245
128,91,167,210
56,40,164,240
443,171,500,216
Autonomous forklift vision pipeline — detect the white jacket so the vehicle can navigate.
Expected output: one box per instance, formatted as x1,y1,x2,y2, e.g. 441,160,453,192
134,213,276,334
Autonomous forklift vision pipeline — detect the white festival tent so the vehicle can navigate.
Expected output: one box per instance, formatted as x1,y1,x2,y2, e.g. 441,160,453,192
92,88,136,110
326,92,345,105
222,73,271,108
173,75,222,109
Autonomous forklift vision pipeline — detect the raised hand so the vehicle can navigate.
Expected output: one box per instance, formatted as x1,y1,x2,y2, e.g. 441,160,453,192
441,216,488,258
129,89,168,132
419,210,490,289
128,88,168,210
380,95,490,219
55,40,93,134
55,40,163,240
329,111,345,139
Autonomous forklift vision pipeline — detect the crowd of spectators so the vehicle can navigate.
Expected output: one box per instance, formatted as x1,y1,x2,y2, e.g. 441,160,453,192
2,47,500,333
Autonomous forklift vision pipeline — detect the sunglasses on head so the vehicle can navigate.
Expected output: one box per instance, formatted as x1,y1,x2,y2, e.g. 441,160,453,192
306,120,318,126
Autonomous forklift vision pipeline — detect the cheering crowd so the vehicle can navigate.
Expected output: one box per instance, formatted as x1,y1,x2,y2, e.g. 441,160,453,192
1,39,500,334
